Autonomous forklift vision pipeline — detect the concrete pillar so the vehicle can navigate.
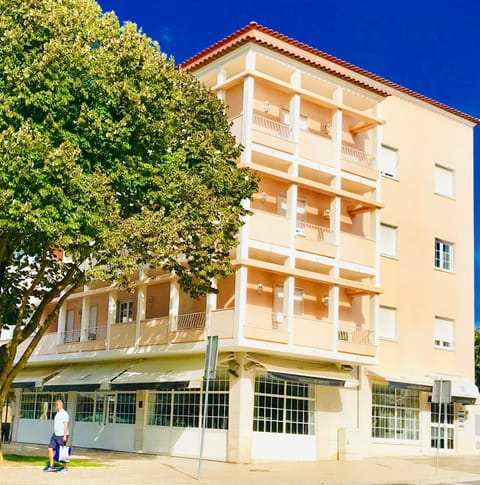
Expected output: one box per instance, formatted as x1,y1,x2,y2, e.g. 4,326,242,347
106,290,117,350
66,391,77,440
135,270,147,345
169,279,180,331
227,353,255,463
134,390,146,452
206,280,218,336
233,267,248,342
56,303,67,345
79,292,90,342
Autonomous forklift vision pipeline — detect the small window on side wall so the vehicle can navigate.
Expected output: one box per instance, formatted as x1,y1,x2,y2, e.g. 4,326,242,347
380,145,398,179
434,164,455,198
380,223,398,258
378,306,397,340
434,238,454,272
434,317,454,350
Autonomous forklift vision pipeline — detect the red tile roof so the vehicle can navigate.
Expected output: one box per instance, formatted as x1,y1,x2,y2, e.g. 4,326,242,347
180,22,480,125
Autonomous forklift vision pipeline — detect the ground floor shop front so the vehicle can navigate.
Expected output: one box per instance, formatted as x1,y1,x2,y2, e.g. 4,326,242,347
9,353,480,462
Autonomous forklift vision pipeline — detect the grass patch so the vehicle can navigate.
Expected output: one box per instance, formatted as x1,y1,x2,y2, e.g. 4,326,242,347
3,454,105,467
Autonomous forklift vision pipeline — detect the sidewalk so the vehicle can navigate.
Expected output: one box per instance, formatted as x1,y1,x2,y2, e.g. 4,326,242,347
2,442,480,484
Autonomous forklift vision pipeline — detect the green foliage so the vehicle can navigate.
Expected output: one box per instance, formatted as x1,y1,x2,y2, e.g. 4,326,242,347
0,0,258,415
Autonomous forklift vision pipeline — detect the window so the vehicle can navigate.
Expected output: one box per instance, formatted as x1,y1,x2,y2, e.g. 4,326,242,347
434,238,454,272
75,392,136,424
434,164,454,198
20,392,68,420
434,317,454,349
280,109,308,130
147,371,229,430
274,284,304,318
378,306,397,340
380,145,398,178
371,384,419,440
117,300,134,323
380,224,398,258
431,402,454,449
0,326,13,341
253,373,314,435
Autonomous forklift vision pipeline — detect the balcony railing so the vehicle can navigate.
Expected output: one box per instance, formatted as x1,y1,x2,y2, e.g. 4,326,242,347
87,325,107,342
175,312,206,330
63,329,81,344
253,114,293,140
296,221,334,244
338,325,374,345
341,145,375,169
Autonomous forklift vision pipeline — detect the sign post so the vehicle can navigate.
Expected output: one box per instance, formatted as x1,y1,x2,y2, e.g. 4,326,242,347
197,335,219,480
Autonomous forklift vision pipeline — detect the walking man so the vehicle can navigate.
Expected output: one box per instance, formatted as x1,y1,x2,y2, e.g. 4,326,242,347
43,399,69,472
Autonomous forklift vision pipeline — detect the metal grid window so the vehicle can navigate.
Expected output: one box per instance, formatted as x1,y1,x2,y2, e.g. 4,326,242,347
431,402,454,449
372,384,420,440
115,393,136,424
253,374,315,435
74,392,135,424
435,238,454,272
147,370,229,430
20,392,67,420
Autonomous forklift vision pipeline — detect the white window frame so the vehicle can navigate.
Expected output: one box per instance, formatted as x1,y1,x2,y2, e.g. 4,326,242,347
380,223,398,258
380,145,398,179
274,284,304,319
117,300,134,323
434,316,455,350
434,238,454,272
378,306,397,340
434,164,455,198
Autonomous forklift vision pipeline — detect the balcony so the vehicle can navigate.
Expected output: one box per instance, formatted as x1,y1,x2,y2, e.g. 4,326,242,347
292,316,333,350
250,210,291,247
243,307,289,344
251,114,295,153
299,130,336,167
340,231,375,268
295,221,336,258
337,324,375,357
341,145,377,180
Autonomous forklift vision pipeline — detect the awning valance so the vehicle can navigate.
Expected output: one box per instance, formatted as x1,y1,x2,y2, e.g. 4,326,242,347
367,370,433,392
248,353,359,388
11,367,59,388
43,362,132,392
110,357,205,391
431,375,480,404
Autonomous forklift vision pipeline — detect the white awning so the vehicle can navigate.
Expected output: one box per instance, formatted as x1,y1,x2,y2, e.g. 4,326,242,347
431,375,480,403
43,362,132,391
367,369,433,392
248,353,359,388
11,367,59,388
110,357,205,390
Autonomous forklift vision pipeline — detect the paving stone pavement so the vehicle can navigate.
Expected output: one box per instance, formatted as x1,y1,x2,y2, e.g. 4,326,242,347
1,442,480,484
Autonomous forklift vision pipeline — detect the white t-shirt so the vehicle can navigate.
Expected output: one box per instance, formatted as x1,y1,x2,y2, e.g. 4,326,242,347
54,409,69,437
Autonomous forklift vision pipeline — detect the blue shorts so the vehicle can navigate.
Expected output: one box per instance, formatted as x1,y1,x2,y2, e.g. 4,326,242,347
48,434,66,449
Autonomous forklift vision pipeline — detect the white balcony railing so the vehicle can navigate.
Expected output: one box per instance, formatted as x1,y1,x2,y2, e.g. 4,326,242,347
63,328,81,344
295,221,334,244
175,312,206,330
338,325,374,345
252,114,293,140
87,325,107,342
341,145,375,169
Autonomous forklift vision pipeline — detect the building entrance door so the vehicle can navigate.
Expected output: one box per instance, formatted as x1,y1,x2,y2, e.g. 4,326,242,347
430,402,454,450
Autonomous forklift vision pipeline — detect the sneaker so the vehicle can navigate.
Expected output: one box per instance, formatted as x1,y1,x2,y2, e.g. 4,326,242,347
57,467,68,473
43,465,56,472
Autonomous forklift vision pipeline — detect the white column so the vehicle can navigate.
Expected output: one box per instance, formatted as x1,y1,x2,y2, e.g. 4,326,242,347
227,353,255,463
135,270,146,345
286,183,298,268
284,276,295,335
134,390,146,452
205,280,218,336
169,279,180,331
80,290,90,342
56,303,67,345
330,286,340,352
106,290,117,350
332,86,343,190
233,267,248,342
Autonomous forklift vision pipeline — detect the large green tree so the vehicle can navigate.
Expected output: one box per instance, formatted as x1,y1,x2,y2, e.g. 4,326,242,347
0,0,257,456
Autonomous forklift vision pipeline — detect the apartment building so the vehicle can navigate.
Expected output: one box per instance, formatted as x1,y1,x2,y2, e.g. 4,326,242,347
4,22,479,462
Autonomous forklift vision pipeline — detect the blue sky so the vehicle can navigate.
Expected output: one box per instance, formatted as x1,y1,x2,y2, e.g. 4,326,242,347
96,0,480,325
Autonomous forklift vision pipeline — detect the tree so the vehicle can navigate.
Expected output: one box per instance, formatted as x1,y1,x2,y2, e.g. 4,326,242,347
0,0,258,459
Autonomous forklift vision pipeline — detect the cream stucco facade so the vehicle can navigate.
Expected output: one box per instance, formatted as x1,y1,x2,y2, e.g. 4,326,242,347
4,22,479,462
